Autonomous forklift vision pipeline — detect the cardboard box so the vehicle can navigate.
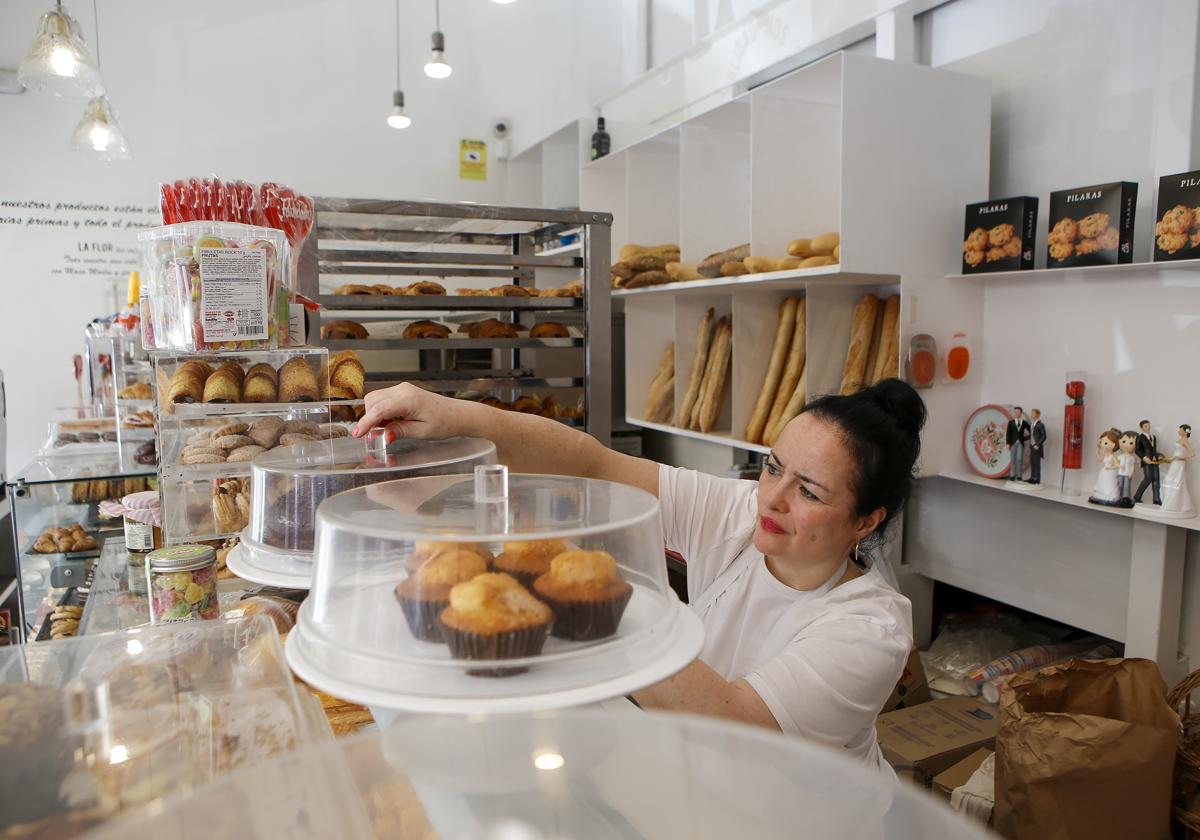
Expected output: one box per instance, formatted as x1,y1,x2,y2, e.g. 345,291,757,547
1046,181,1137,267
933,747,993,800
961,196,1038,273
881,648,932,713
876,695,1000,787
1152,169,1200,260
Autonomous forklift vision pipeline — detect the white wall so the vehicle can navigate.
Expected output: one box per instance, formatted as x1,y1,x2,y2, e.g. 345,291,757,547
0,0,627,472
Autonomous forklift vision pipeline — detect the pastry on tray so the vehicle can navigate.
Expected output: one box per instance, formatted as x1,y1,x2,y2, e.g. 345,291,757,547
533,550,633,641
439,573,553,676
242,363,279,402
118,381,153,400
395,549,490,642
167,360,214,403
488,285,533,297
321,320,369,340
530,322,569,339
402,280,446,296
491,539,568,590
32,524,97,553
332,284,377,295
203,361,244,403
319,350,366,398
402,320,451,339
278,357,319,402
466,318,518,339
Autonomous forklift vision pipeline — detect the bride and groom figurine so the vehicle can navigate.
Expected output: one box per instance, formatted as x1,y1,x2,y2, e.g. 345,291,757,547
1089,420,1195,516
1006,407,1046,484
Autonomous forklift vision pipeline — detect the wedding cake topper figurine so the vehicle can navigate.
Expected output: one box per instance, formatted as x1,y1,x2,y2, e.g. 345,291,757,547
1140,423,1196,518
1006,406,1031,481
1029,408,1047,485
1133,419,1163,506
1089,429,1130,507
1117,431,1139,505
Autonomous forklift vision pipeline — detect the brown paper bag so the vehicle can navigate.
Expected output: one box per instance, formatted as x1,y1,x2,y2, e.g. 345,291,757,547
995,657,1179,840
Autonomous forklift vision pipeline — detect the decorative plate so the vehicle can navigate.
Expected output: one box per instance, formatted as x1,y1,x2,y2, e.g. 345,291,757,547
964,404,1014,478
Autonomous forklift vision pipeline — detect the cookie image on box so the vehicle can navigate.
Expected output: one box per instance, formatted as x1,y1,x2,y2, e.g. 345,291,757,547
961,197,1038,274
1153,170,1200,261
1047,182,1137,268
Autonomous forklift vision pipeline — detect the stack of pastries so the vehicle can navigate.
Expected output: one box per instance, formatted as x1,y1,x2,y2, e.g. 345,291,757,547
393,540,633,676
160,351,365,408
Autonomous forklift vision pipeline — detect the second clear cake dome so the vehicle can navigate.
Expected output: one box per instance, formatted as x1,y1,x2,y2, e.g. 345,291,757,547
287,465,703,712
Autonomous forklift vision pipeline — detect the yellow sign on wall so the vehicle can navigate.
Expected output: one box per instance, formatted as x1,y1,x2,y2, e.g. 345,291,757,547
460,139,487,181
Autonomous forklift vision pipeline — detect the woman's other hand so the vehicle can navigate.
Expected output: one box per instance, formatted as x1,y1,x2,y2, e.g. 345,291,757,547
353,383,463,440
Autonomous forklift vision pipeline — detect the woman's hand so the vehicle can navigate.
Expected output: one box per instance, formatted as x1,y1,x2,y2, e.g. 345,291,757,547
353,383,467,441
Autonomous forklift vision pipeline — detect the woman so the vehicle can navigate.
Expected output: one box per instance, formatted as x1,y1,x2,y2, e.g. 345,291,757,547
1160,424,1195,514
1089,429,1122,506
354,378,925,772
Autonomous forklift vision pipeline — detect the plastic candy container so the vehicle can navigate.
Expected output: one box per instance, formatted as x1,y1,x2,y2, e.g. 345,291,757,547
286,464,704,714
232,434,496,588
137,222,289,352
146,544,220,623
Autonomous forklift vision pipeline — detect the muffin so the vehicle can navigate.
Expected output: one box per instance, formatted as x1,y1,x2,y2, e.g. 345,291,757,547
491,539,569,589
533,550,633,641
394,550,489,642
405,541,494,573
439,573,553,676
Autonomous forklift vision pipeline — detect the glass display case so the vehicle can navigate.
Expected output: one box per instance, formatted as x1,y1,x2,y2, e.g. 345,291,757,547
0,616,331,838
229,434,496,589
83,709,989,839
286,465,703,714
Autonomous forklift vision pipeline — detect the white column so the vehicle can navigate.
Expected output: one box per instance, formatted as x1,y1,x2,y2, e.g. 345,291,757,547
1125,519,1188,685
875,7,916,64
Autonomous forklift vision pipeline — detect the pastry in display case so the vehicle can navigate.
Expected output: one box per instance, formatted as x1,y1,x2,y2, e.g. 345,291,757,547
285,464,703,714
0,615,330,838
228,434,496,588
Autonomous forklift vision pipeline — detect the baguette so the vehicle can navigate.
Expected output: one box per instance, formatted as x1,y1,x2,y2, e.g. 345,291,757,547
620,243,680,262
745,297,799,444
839,294,880,395
628,254,668,272
764,366,807,447
644,344,675,421
786,238,813,258
697,244,750,278
862,301,887,389
810,232,840,255
611,262,637,281
688,320,724,430
697,318,733,433
647,375,675,424
665,262,703,282
676,308,715,426
872,294,901,383
624,270,671,289
720,261,750,277
764,298,807,437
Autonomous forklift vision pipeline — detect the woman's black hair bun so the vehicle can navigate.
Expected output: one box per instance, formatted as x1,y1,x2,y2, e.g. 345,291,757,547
867,378,927,441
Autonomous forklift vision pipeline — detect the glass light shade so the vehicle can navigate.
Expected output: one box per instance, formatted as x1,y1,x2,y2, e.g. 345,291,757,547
386,89,411,129
423,31,452,79
492,0,519,4
18,7,103,97
70,96,132,160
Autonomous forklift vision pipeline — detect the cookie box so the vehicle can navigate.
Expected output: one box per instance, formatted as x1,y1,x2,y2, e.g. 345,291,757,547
1152,169,1200,261
961,197,1038,273
1046,181,1137,268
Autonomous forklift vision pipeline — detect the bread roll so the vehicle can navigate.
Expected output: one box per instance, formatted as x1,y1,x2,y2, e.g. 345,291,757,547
624,270,671,289
743,256,776,274
839,294,880,395
764,298,807,438
774,257,803,270
611,262,637,281
744,297,799,445
799,256,836,268
720,261,750,277
810,232,840,255
665,262,703,282
676,308,714,427
871,295,901,383
833,244,840,262
628,255,668,272
619,243,680,262
786,239,812,258
697,244,750,278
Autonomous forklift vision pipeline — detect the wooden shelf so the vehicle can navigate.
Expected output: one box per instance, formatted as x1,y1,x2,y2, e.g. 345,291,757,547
947,257,1200,284
935,468,1200,532
626,417,770,455
613,266,899,297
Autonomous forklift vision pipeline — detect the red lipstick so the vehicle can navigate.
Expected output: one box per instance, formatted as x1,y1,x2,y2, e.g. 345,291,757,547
760,516,786,535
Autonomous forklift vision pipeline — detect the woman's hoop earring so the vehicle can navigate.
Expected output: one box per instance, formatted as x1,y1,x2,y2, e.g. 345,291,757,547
854,542,860,566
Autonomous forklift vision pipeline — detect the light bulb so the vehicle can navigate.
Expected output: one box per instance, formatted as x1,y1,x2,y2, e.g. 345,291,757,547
88,122,110,150
533,752,564,771
18,7,103,97
424,31,452,79
49,45,78,76
386,89,411,129
492,0,519,4
70,96,131,160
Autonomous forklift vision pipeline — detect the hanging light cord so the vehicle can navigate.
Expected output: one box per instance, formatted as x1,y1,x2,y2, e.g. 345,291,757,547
92,0,101,67
395,0,400,87
435,0,441,32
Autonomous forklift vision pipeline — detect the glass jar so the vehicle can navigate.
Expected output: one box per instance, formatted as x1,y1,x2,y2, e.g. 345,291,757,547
146,545,220,624
123,515,161,554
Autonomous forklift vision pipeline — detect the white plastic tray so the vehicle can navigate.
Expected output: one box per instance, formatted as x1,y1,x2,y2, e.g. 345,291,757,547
225,539,314,589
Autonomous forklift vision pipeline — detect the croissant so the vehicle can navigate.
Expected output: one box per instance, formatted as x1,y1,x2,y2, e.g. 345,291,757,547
321,320,369,340
167,360,212,403
456,288,488,296
402,320,451,339
332,284,376,295
371,284,396,295
203,364,243,403
488,285,533,297
242,363,279,402
530,322,569,339
403,281,446,296
326,350,365,398
278,357,319,402
468,318,518,339
511,395,543,413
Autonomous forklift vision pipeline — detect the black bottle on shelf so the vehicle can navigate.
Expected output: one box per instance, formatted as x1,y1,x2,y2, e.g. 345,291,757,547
591,116,610,160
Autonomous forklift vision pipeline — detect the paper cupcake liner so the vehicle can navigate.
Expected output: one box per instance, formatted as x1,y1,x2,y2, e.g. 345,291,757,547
396,594,449,643
490,566,542,591
536,585,633,641
441,621,551,678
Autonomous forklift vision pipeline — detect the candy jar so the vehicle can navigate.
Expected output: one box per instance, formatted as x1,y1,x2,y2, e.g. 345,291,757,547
146,545,221,623
1062,373,1086,495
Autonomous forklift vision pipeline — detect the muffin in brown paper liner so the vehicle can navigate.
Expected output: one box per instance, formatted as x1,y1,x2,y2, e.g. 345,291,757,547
532,582,633,642
395,586,450,642
395,549,490,642
439,620,552,677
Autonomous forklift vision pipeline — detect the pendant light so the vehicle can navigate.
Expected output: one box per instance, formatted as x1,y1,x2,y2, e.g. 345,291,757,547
386,0,411,129
491,0,518,4
17,1,103,97
70,0,131,160
423,0,452,79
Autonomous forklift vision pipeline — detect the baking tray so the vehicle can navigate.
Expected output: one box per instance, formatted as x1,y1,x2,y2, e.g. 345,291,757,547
22,535,101,564
32,585,88,642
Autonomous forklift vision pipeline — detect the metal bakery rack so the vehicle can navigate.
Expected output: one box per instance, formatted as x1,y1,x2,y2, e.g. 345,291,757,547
299,199,613,445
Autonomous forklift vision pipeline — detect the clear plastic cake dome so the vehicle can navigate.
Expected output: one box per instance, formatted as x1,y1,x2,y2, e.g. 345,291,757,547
231,433,496,588
84,709,991,840
285,465,703,713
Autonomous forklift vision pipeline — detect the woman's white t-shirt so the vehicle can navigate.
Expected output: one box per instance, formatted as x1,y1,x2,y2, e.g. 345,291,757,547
659,464,913,769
